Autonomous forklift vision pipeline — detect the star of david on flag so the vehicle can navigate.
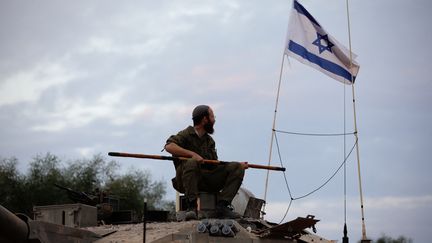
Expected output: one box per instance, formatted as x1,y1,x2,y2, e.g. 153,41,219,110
285,0,360,84
312,33,334,54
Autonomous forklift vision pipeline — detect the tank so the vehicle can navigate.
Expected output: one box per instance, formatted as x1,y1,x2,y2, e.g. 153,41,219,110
86,187,335,243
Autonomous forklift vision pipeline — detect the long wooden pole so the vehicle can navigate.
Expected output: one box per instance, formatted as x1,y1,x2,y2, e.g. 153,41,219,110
108,152,286,172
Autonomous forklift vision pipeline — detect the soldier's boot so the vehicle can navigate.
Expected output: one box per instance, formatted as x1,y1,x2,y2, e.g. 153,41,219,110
185,199,198,221
216,200,241,219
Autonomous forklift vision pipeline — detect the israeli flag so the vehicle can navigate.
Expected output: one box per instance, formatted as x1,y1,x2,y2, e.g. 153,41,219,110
285,0,359,84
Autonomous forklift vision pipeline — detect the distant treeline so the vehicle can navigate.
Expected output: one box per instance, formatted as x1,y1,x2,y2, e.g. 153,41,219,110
0,153,173,217
370,234,413,243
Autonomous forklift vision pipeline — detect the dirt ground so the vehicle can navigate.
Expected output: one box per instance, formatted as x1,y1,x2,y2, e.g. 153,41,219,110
85,221,198,243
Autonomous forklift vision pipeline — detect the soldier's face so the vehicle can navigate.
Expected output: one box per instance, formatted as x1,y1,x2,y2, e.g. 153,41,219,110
204,108,215,134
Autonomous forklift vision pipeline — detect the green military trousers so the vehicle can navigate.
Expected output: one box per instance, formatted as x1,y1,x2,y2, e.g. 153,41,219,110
172,159,245,203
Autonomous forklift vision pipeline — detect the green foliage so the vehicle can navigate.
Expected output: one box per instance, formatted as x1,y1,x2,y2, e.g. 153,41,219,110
0,153,172,217
106,169,164,216
0,157,26,212
372,234,413,243
63,154,118,191
25,153,70,210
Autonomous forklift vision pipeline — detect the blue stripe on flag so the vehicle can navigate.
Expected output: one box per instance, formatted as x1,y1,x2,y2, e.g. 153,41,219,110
294,0,321,28
288,40,355,82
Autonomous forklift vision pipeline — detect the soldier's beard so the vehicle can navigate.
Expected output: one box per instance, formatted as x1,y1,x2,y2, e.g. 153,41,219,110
204,122,214,134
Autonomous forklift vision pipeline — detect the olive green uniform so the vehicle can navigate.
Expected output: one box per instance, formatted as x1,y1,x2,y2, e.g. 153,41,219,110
166,126,245,203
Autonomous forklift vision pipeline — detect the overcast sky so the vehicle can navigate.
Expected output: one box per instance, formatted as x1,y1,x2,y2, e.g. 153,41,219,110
1,0,431,242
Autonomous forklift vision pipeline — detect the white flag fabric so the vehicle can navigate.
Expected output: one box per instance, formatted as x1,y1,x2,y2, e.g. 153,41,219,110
285,0,360,84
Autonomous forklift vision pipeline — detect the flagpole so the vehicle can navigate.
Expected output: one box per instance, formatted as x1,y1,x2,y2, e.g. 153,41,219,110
263,53,286,217
350,84,369,242
346,0,369,241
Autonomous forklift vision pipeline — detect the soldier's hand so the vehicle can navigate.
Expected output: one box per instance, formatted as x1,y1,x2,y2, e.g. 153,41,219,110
240,162,249,169
191,153,204,163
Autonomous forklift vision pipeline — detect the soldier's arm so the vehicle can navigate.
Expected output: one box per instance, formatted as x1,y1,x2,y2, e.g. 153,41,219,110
165,142,203,162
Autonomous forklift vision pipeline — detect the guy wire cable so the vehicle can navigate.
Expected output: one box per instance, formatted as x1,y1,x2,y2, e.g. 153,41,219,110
273,132,358,222
274,132,293,223
291,139,357,201
274,129,355,137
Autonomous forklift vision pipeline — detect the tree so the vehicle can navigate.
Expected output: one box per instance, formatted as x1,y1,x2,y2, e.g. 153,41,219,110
105,169,167,218
24,153,70,213
0,157,26,212
373,234,413,243
0,153,173,218
62,154,118,192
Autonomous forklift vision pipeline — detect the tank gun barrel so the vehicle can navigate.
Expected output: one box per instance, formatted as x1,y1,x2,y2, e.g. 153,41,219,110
0,204,101,243
0,205,28,243
54,183,96,205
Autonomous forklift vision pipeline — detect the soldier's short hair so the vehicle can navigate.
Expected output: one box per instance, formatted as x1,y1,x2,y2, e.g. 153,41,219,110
192,105,210,125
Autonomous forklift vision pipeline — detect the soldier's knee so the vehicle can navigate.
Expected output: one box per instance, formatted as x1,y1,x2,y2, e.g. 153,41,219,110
228,162,245,178
184,158,199,168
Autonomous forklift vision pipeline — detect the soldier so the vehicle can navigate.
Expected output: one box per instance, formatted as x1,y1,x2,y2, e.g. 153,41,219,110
165,105,245,220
